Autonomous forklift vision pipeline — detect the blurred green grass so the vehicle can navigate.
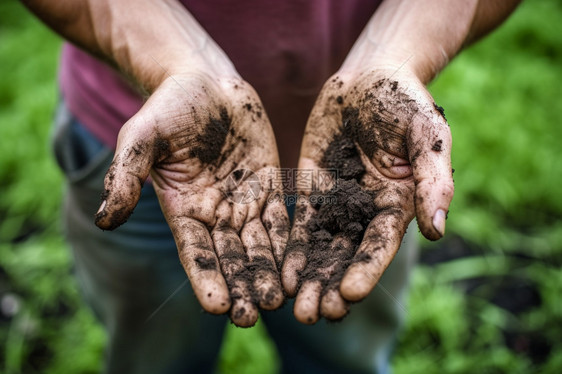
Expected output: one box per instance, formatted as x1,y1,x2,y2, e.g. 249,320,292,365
430,0,562,255
0,0,561,373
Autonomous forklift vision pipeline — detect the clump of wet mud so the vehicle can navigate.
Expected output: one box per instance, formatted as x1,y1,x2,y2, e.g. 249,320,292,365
287,128,384,299
432,139,443,152
299,177,379,292
433,102,446,120
320,132,365,180
190,107,231,164
194,256,218,271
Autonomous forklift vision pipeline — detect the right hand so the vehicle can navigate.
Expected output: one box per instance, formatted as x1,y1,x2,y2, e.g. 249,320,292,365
94,72,290,327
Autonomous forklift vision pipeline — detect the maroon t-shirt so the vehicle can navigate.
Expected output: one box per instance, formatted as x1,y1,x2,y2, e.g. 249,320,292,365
59,0,382,167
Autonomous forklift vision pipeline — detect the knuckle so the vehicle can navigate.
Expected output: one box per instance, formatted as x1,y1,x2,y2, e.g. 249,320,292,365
441,180,455,201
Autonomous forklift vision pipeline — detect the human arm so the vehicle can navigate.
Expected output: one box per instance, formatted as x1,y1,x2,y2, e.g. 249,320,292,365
22,0,235,91
283,0,521,324
23,0,290,327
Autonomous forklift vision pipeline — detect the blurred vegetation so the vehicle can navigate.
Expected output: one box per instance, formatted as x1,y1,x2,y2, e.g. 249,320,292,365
0,0,560,373
394,1,562,372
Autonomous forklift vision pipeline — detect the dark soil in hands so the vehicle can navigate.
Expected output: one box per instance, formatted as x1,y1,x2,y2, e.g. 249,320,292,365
287,79,421,303
289,126,385,297
299,177,379,293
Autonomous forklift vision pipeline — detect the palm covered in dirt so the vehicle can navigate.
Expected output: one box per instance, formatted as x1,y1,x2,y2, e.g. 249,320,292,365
94,74,289,327
282,70,454,324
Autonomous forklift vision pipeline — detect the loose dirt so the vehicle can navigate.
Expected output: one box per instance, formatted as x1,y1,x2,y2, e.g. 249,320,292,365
190,107,231,164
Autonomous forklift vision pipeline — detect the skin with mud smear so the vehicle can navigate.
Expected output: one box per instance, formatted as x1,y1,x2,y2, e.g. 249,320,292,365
95,100,285,324
95,135,171,230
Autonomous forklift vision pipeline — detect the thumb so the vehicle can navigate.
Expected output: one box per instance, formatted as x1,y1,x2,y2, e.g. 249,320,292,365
94,121,167,230
407,101,454,240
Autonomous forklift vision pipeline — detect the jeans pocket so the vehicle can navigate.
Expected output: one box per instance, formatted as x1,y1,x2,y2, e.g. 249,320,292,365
52,102,114,186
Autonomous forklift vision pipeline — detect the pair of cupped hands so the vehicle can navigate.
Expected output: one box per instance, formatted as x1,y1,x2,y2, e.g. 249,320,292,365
94,67,454,327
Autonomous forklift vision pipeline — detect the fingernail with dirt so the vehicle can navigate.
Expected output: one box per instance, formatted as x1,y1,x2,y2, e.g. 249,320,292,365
433,209,446,237
97,200,107,214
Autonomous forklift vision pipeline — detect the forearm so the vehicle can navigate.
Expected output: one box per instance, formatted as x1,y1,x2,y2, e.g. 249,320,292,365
464,0,522,46
22,0,237,92
341,0,520,84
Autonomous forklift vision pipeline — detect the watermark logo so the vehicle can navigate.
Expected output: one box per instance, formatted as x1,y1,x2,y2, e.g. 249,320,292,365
267,168,338,193
224,168,340,205
267,193,337,206
223,169,261,204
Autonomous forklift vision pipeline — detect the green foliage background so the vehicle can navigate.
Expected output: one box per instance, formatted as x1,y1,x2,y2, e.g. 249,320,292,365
0,0,560,373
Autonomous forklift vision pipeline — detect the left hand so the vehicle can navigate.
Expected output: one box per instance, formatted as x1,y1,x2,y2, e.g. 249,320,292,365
282,68,454,324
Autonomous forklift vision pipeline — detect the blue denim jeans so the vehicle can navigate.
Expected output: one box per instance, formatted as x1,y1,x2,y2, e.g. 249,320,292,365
52,102,418,374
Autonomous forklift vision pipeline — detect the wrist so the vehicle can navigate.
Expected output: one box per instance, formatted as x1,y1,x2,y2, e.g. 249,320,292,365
339,39,447,86
338,0,479,85
337,47,423,87
107,36,239,95
92,0,238,93
131,47,239,94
